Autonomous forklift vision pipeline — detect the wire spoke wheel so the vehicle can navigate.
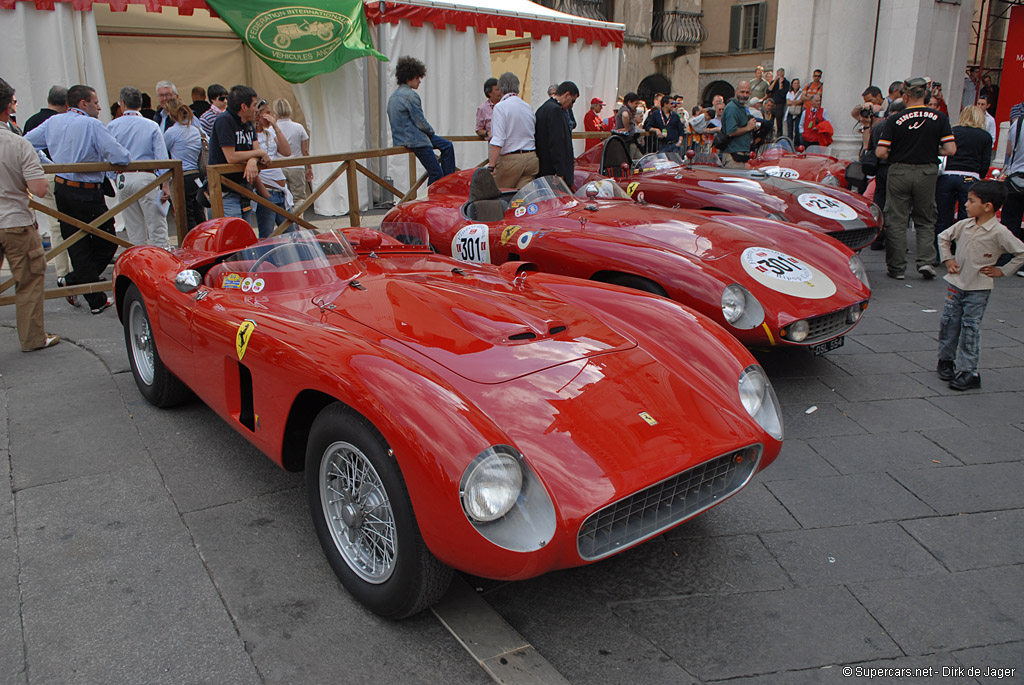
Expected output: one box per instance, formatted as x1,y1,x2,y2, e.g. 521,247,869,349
319,440,397,583
128,300,156,386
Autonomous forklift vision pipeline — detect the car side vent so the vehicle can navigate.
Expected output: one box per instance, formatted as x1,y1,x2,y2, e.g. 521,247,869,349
549,325,567,335
508,331,538,341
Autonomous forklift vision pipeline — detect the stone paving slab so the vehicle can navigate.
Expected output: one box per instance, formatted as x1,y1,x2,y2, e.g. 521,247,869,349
838,398,964,433
711,654,971,684
919,424,1024,464
848,565,1024,654
765,473,936,528
807,431,958,474
779,403,867,440
755,439,840,482
614,586,901,681
926,392,1024,426
901,509,1024,572
826,351,926,376
759,522,946,587
889,462,1024,515
952,643,1024,684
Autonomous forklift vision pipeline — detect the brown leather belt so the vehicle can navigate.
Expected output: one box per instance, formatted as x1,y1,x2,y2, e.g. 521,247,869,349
503,149,536,154
54,176,99,189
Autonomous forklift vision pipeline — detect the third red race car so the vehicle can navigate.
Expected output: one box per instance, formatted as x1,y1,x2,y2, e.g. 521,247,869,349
577,137,880,251
384,169,871,353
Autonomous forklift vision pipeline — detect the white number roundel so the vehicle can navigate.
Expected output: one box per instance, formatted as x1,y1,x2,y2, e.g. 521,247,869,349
797,193,858,221
761,166,800,179
740,247,837,299
451,224,491,264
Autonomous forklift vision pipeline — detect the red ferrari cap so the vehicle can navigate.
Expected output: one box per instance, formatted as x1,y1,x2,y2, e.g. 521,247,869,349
591,97,604,105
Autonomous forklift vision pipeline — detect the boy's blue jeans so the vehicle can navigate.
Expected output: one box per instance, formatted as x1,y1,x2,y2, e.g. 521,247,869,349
938,284,989,374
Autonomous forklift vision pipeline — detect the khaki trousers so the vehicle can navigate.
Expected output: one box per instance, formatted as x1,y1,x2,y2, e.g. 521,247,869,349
283,166,310,202
884,162,939,275
0,224,47,350
121,172,170,249
493,151,539,190
33,175,70,278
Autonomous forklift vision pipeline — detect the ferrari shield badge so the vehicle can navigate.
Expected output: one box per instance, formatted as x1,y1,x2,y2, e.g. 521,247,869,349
626,181,639,197
639,411,658,426
236,319,257,360
500,225,521,246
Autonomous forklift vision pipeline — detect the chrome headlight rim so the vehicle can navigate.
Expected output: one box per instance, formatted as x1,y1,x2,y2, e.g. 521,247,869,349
821,173,841,187
460,446,523,523
869,202,883,225
849,253,871,288
721,284,765,330
722,284,746,324
738,365,784,441
780,319,810,342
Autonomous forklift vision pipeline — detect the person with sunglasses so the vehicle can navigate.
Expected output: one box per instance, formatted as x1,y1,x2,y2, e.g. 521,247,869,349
199,84,228,139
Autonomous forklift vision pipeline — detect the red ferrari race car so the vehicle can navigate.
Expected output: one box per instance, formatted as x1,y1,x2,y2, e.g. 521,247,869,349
384,169,871,353
747,140,852,188
113,218,784,619
576,137,881,251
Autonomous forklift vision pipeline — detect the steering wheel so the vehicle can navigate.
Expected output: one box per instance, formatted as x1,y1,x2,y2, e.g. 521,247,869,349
248,242,320,273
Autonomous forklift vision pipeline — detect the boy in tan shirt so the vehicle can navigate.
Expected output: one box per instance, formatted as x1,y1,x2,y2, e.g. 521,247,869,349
937,180,1024,390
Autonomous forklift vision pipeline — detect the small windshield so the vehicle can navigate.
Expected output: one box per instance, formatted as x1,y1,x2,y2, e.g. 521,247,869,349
804,145,833,157
758,139,795,157
637,151,684,171
228,229,356,272
575,178,631,200
377,222,430,247
510,175,574,206
691,151,725,168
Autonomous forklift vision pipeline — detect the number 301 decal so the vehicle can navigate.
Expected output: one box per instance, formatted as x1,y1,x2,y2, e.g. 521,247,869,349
451,224,491,264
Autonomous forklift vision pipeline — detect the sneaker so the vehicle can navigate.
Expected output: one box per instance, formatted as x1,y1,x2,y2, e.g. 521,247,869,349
90,296,113,315
1017,269,1024,278
22,334,60,352
948,371,981,391
56,276,80,307
918,264,936,279
936,359,955,381
886,271,905,280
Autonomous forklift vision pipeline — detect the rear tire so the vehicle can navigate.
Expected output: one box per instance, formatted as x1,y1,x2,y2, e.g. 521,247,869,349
305,403,452,619
123,283,191,408
605,274,668,297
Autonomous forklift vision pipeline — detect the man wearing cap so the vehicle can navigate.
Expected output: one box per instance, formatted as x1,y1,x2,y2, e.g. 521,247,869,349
584,97,607,150
876,77,956,280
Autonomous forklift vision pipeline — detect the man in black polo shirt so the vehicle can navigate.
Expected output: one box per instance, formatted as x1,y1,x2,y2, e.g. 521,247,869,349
209,85,268,226
876,77,956,280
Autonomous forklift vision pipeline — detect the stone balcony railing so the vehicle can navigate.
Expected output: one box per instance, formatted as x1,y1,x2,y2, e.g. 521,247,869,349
651,10,707,46
537,0,609,22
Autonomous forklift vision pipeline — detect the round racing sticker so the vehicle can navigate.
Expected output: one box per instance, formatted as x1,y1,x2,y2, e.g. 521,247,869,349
451,224,491,264
740,247,836,299
251,278,266,293
761,166,800,179
515,206,527,218
516,231,535,250
527,203,539,215
797,193,858,221
241,277,254,292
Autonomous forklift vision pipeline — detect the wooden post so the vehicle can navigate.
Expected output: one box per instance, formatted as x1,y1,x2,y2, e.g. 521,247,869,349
208,166,224,218
346,160,360,227
171,160,187,245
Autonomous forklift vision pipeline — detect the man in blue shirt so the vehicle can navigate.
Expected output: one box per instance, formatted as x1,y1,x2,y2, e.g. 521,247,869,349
25,84,129,314
108,87,171,249
387,56,455,186
721,80,757,168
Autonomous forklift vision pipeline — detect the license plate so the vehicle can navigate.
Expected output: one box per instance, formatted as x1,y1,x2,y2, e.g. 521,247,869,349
811,336,844,356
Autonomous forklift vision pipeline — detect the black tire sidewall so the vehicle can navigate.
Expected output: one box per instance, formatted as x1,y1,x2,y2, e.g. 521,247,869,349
304,404,430,619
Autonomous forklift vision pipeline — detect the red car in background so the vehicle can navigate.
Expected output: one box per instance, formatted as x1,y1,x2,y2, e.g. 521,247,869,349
576,138,880,251
384,169,871,353
113,218,784,619
748,141,852,188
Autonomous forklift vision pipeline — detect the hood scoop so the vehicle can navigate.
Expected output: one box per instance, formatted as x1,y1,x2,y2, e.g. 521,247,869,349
328,273,635,384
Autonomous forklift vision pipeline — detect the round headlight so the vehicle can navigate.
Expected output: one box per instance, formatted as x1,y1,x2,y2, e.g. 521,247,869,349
787,320,810,342
722,285,746,324
849,254,871,288
738,365,783,440
847,305,863,324
869,202,883,225
461,450,523,522
822,173,840,187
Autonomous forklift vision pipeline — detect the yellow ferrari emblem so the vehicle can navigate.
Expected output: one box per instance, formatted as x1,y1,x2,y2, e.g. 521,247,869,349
500,225,521,246
627,181,640,197
639,411,658,426
236,319,257,360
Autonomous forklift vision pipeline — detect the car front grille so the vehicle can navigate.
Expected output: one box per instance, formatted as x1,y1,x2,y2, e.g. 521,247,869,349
806,309,852,342
827,226,877,250
577,445,762,561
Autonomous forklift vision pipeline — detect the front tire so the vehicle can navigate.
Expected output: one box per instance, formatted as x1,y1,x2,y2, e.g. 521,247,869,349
123,283,191,407
305,404,452,619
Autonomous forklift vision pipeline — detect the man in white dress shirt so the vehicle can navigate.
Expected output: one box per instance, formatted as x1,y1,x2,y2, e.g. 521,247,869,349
487,72,538,190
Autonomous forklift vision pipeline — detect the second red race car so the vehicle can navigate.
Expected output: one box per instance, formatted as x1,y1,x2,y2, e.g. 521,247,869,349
384,169,871,353
577,137,880,251
747,140,852,188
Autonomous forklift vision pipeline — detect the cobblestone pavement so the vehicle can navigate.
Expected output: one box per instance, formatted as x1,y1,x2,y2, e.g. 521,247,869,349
0,232,1021,684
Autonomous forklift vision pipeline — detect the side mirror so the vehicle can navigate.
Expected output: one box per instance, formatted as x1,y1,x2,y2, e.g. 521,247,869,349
585,182,599,199
175,269,202,293
685,149,695,166
797,145,806,154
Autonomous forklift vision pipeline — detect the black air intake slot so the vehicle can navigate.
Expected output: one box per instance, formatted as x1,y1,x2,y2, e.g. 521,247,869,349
549,325,567,335
508,331,538,341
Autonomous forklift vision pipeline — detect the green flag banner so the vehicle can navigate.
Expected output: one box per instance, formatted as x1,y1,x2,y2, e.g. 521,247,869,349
206,0,387,84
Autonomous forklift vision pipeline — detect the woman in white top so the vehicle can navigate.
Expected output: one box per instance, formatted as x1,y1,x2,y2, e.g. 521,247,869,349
163,99,205,230
785,78,803,146
254,102,292,239
273,98,312,202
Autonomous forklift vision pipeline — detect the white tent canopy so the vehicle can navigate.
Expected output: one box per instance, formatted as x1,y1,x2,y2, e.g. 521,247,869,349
0,0,623,215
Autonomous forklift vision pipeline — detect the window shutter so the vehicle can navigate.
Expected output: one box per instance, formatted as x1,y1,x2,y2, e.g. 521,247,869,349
756,2,767,50
729,5,742,52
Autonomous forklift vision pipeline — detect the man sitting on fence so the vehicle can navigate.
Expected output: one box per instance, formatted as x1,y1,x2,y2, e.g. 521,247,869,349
25,83,129,314
387,56,456,186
